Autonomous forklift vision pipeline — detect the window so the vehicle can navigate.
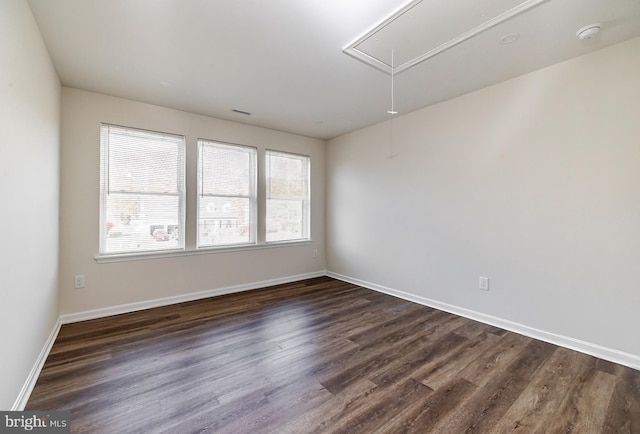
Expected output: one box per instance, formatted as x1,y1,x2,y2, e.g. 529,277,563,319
99,124,185,255
266,150,310,242
198,140,257,247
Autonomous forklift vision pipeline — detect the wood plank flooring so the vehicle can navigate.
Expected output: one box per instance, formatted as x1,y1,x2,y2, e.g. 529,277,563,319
26,277,640,433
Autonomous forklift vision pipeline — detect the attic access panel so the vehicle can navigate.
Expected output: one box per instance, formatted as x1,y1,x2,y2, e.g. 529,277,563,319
343,0,548,74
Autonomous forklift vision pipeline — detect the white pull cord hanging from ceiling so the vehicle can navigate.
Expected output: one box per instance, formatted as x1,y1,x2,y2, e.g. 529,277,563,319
387,48,398,115
386,48,398,159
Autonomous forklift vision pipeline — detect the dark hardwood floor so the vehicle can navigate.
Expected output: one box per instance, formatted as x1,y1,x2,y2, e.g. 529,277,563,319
27,277,640,433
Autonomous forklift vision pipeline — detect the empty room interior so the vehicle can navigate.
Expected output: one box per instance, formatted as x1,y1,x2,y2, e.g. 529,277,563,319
2,0,640,432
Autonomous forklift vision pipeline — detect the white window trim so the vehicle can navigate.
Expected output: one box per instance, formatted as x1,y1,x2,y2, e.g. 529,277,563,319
95,126,313,262
95,239,312,263
265,149,311,244
197,139,258,249
99,123,186,256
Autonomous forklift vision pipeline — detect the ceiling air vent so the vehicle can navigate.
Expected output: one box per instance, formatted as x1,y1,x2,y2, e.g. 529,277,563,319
232,109,251,115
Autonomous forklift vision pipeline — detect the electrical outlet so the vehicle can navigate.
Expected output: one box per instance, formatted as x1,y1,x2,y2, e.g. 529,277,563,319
479,276,489,291
313,249,319,258
74,275,86,289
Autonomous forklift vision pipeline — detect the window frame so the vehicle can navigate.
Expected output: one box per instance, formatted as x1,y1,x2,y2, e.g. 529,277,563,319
197,139,258,249
95,125,313,263
265,149,311,244
99,123,186,256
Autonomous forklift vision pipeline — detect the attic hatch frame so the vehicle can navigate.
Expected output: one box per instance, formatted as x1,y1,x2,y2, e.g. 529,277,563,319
342,0,550,75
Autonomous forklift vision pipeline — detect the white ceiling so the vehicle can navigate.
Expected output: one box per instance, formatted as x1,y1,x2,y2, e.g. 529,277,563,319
27,0,640,140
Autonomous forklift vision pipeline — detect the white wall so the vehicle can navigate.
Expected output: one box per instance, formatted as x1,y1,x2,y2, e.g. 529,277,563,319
327,37,640,361
0,0,61,410
59,88,325,315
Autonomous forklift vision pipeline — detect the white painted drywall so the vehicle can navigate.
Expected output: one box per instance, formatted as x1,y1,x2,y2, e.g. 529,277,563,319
327,37,640,358
0,0,61,410
59,88,326,315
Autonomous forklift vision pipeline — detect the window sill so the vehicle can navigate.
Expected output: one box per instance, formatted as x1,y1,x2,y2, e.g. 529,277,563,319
95,240,313,263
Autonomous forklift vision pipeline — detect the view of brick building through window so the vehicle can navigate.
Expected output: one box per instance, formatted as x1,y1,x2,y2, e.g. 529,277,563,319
266,150,310,242
100,126,310,255
100,124,185,254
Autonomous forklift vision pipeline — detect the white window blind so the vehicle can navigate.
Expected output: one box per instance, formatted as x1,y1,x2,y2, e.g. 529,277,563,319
198,140,257,247
266,150,310,242
99,124,185,255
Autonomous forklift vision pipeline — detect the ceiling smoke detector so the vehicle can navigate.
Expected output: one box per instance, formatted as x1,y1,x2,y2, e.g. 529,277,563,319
576,24,602,40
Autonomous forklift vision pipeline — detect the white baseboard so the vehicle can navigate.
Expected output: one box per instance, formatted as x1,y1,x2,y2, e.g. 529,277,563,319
60,271,326,324
21,269,638,411
12,317,62,411
327,271,640,371
16,271,325,408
